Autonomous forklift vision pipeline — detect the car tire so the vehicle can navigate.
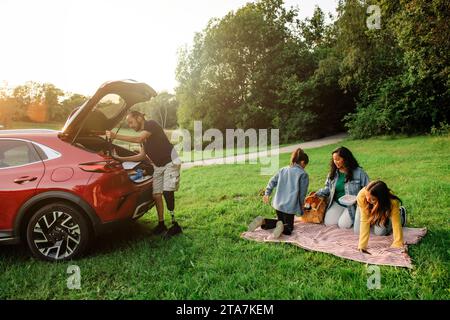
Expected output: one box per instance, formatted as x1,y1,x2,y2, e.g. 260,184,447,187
26,202,91,262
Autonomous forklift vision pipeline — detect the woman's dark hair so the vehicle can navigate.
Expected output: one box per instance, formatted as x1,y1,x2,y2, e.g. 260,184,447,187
366,180,402,227
290,148,309,167
329,146,360,182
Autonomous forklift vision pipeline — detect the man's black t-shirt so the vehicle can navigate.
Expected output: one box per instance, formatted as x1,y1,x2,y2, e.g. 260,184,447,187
143,120,174,167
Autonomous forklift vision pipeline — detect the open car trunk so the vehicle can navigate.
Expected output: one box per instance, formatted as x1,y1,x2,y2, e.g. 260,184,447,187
74,135,154,183
60,80,157,183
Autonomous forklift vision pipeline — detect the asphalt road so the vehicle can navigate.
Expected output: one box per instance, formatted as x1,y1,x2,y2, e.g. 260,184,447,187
181,133,347,169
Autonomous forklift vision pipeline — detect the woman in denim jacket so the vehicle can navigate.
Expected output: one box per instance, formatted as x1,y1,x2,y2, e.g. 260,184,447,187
315,147,369,229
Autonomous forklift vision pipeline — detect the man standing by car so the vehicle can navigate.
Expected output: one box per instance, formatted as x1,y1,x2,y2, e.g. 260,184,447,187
106,111,182,237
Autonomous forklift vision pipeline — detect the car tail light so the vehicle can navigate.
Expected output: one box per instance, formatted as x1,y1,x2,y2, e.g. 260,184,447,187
79,160,122,173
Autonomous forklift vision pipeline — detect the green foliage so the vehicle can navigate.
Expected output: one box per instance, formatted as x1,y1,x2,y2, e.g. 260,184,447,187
2,0,447,141
134,92,179,129
340,0,450,138
0,81,82,125
177,0,295,132
11,82,67,122
61,93,87,113
430,122,450,137
177,0,448,141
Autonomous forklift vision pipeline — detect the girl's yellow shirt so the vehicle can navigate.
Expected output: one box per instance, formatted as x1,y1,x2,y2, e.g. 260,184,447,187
357,187,404,250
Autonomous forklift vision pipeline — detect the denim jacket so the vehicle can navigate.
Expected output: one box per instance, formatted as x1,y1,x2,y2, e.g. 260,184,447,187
265,164,309,215
316,167,369,221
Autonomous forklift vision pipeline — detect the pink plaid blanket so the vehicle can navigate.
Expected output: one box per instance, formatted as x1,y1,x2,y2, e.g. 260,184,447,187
241,218,427,268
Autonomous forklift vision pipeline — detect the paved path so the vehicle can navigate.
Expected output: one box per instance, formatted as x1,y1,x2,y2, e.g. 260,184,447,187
181,133,347,170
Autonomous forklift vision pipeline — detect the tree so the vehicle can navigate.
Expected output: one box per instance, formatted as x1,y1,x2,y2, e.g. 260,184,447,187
339,0,450,137
0,95,17,129
287,5,356,139
12,81,65,122
135,92,179,129
177,0,316,141
43,83,65,122
61,93,88,122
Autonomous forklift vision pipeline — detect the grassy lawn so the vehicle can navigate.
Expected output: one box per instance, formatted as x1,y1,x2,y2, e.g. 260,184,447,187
5,121,65,131
0,135,449,299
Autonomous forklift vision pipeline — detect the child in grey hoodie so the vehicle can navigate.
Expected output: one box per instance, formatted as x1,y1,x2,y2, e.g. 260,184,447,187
248,148,309,238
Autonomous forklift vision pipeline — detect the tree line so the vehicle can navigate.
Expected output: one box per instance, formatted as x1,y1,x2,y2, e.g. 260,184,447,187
175,0,449,142
2,0,447,139
0,82,178,129
0,82,87,128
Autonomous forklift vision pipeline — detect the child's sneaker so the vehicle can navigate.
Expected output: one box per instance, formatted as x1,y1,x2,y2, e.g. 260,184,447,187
400,206,407,226
272,221,284,239
248,216,264,232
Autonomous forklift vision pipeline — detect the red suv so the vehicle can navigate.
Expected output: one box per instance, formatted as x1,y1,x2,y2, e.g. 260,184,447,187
0,80,156,261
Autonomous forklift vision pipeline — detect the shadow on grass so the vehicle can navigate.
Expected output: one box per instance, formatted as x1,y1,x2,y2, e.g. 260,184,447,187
0,242,30,263
87,220,154,256
0,218,188,262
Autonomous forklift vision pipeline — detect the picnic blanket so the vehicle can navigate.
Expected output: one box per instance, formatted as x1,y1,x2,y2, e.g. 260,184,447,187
241,218,427,268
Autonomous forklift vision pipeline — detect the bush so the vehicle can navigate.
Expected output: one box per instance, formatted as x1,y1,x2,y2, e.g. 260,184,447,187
344,104,388,139
430,122,450,136
344,74,449,139
273,111,318,144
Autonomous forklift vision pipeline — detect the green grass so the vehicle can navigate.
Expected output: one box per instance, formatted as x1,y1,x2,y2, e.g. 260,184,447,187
5,121,64,131
0,135,449,299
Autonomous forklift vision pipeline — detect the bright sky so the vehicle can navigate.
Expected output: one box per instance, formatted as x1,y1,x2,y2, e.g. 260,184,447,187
0,0,338,96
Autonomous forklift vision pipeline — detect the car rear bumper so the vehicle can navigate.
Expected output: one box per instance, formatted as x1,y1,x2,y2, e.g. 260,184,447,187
93,182,155,235
132,187,154,219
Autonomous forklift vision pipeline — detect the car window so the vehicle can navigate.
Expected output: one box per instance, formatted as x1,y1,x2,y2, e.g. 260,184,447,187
32,142,61,161
94,94,125,120
0,140,41,168
32,143,48,160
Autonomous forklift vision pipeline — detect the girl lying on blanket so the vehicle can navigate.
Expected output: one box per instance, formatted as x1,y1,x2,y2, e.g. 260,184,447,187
355,180,407,253
248,148,309,239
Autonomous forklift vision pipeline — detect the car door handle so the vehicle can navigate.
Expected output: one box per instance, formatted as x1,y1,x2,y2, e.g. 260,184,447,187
13,176,38,184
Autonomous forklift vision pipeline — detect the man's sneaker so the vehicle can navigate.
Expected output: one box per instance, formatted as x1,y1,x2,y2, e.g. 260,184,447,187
152,223,168,235
248,216,264,232
400,206,407,227
272,221,284,239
